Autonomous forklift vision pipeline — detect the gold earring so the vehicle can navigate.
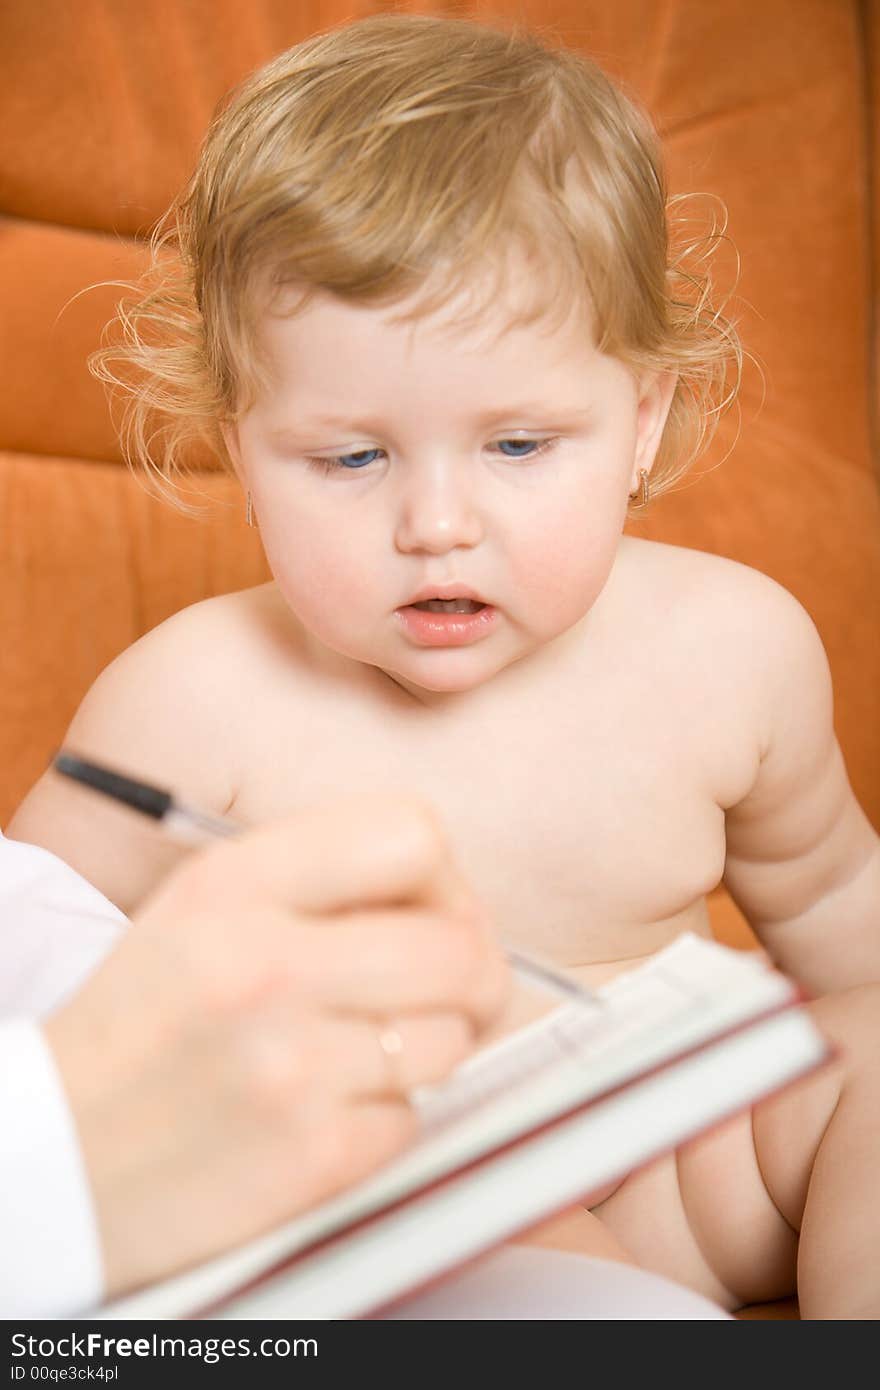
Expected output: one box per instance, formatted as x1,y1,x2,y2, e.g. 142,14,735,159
246,492,254,527
628,469,650,508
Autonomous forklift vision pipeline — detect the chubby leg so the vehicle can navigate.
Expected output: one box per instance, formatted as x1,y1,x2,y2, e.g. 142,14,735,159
754,985,880,1319
515,1203,638,1265
591,985,880,1317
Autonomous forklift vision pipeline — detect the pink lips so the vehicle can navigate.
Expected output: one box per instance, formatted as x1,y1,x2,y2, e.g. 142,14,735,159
394,589,498,647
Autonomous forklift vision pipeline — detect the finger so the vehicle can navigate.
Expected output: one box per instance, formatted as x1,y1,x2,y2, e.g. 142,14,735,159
198,794,478,918
286,910,509,1030
356,1012,475,1096
240,1007,475,1105
292,1100,419,1211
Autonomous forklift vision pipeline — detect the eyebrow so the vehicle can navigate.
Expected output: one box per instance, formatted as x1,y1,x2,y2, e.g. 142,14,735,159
269,403,594,440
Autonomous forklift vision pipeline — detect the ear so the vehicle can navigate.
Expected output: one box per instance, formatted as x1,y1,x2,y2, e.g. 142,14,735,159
630,370,677,492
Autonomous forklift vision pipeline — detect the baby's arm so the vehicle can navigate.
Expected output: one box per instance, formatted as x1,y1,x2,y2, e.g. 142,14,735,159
7,602,240,914
722,580,880,994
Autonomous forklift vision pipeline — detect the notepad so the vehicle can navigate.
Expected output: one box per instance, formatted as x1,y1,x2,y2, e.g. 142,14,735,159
98,934,829,1321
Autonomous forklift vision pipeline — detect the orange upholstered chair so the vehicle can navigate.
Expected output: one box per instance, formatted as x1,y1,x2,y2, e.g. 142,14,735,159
1,0,878,1320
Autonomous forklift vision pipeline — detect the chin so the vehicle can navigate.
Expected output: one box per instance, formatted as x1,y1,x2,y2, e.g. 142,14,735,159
388,651,507,695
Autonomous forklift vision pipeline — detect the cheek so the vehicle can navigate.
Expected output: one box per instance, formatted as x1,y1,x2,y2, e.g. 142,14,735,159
256,504,374,628
508,488,625,626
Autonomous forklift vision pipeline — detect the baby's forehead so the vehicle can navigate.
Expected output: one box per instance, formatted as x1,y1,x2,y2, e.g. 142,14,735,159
237,270,626,432
261,251,596,359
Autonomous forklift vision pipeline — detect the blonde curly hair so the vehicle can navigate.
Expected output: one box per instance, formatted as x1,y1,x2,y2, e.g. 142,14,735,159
91,11,742,512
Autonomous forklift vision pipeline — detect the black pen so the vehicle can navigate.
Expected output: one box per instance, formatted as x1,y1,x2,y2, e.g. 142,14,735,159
54,751,601,1010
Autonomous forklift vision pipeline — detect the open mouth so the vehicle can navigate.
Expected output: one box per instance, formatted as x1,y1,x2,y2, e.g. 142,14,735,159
409,598,486,614
396,593,497,647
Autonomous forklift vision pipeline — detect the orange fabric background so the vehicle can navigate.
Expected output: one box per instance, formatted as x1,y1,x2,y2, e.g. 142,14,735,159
1,0,878,883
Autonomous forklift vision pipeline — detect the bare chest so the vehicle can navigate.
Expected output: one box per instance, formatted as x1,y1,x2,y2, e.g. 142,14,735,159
231,676,728,979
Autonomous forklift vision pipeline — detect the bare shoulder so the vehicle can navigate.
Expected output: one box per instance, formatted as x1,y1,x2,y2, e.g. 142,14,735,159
612,538,832,794
618,537,825,670
60,582,289,776
6,582,294,909
114,581,288,674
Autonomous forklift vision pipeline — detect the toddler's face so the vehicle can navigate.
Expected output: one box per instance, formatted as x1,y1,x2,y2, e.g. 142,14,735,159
227,267,673,698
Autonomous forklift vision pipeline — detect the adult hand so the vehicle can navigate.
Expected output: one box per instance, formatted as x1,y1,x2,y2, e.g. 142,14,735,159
43,796,509,1299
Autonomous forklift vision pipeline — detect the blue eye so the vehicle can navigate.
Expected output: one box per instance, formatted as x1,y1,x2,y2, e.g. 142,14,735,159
306,448,383,475
493,438,558,460
496,439,540,458
334,448,381,469
306,436,558,476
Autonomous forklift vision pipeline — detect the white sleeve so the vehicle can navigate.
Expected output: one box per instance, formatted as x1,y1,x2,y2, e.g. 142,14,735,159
0,831,128,1018
0,833,128,1314
0,1017,104,1317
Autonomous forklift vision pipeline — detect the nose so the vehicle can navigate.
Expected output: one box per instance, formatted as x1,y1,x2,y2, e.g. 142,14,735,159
394,457,485,556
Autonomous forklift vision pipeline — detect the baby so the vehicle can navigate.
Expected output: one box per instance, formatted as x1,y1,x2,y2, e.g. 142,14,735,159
10,14,879,1316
